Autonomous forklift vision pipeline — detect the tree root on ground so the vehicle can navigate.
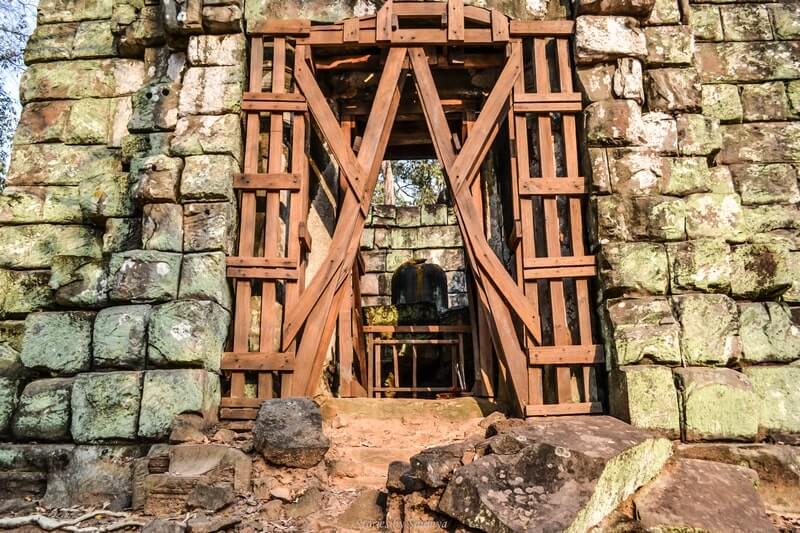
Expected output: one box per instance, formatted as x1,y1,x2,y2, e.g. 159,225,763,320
0,510,145,531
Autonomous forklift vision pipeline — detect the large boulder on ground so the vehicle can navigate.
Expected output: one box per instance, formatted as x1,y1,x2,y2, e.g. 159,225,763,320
634,458,776,532
253,398,330,468
435,416,672,533
676,443,800,513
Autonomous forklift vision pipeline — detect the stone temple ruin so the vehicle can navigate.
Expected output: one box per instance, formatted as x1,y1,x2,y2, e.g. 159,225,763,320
0,0,798,530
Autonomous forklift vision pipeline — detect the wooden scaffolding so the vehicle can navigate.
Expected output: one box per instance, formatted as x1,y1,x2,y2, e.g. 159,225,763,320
221,0,604,419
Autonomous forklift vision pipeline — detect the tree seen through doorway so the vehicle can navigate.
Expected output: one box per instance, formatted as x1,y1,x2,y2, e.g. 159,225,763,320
373,159,446,206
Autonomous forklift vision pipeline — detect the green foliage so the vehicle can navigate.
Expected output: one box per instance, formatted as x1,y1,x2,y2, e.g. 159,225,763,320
373,159,446,206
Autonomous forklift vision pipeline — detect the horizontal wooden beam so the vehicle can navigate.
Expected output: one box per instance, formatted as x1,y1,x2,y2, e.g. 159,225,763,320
242,100,308,112
222,351,295,371
227,257,295,268
518,177,588,195
221,397,264,409
509,20,574,36
525,401,603,417
513,101,583,113
362,325,471,333
373,339,460,345
234,173,301,191
528,344,604,365
244,92,306,102
524,255,595,270
251,19,310,35
522,264,597,280
514,92,582,104
220,407,259,420
227,267,299,280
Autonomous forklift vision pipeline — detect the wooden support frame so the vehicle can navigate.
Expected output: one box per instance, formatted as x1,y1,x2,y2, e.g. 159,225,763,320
222,0,602,420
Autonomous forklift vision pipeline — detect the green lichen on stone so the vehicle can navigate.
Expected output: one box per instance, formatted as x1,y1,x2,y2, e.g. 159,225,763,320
147,300,229,372
0,269,54,317
49,255,109,307
663,157,710,196
0,322,25,378
675,367,758,442
93,305,150,369
647,0,680,24
178,66,243,116
39,0,113,23
12,378,74,441
731,164,800,206
677,114,722,156
684,193,747,242
719,5,772,42
178,252,231,309
102,218,141,253
610,365,680,436
605,298,681,366
65,98,111,145
667,238,731,293
138,369,219,439
0,378,18,433
701,84,742,122
674,294,740,366
108,250,181,302
170,114,242,160
771,4,800,40
738,302,800,364
363,305,399,326
0,224,102,269
787,80,800,114
644,26,694,66
600,242,670,296
6,144,122,186
688,5,723,41
0,186,83,225
20,312,94,375
642,196,686,241
180,155,236,202
730,244,791,299
20,59,144,102
71,372,142,442
742,366,800,438
72,19,116,57
741,82,790,122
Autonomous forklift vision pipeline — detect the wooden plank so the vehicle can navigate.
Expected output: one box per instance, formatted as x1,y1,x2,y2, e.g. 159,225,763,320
227,257,295,268
392,28,493,45
374,339,460,345
528,345,604,365
509,20,574,37
338,285,354,396
490,9,509,42
233,173,301,191
376,2,392,41
243,92,306,102
514,92,582,103
221,397,264,409
227,267,299,280
252,19,311,35
518,177,587,195
525,402,603,417
447,0,465,42
241,100,307,112
372,387,458,393
524,255,596,269
343,17,360,42
513,101,583,113
220,408,259,420
394,2,446,17
362,325,471,333
463,5,492,25
222,352,295,371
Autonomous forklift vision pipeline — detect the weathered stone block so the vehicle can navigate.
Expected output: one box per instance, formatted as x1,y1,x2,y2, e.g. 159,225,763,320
788,80,800,115
170,115,242,160
675,294,740,366
663,157,711,196
689,5,723,42
641,112,677,154
147,300,229,371
576,64,614,102
587,148,611,192
25,20,116,63
187,34,245,66
675,367,758,442
420,205,448,226
178,66,243,116
607,148,664,195
417,225,462,248
684,193,746,241
116,5,166,57
93,305,150,369
108,250,181,302
71,372,143,442
695,42,800,83
645,0,679,25
413,249,464,271
604,297,681,365
20,312,94,375
738,302,800,364
718,123,800,164
0,321,25,378
644,68,701,112
731,164,800,206
701,84,742,123
631,196,686,241
612,58,643,103
667,239,731,293
707,166,735,194
0,378,17,433
609,365,680,437
676,114,721,156
179,252,231,309
103,218,142,253
395,206,420,227
742,366,800,441
49,255,109,307
39,0,113,23
594,196,632,243
138,370,219,439
14,101,72,144
180,155,236,202
79,173,135,219
390,227,419,249
730,244,790,299
129,81,180,132
183,202,234,253
132,154,183,203
575,16,646,64
12,378,74,441
576,0,655,17
65,98,111,145
20,59,144,102
719,5,772,42
771,3,800,40
0,270,54,317
740,82,790,122
202,5,242,33
584,100,646,146
644,26,693,66
0,224,101,269
253,398,330,468
6,144,122,186
600,242,669,296
142,204,183,252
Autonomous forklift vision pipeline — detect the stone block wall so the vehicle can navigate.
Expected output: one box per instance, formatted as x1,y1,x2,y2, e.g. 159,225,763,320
0,0,244,444
578,0,800,442
360,204,467,308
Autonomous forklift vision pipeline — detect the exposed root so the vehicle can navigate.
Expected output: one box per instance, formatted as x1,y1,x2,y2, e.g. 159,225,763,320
0,510,134,531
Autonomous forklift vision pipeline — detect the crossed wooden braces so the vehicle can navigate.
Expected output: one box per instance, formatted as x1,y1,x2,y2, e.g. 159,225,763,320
283,44,538,413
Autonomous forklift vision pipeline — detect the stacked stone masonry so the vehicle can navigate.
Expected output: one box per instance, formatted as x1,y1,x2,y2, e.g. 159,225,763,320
360,204,468,308
0,0,244,444
579,0,800,442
